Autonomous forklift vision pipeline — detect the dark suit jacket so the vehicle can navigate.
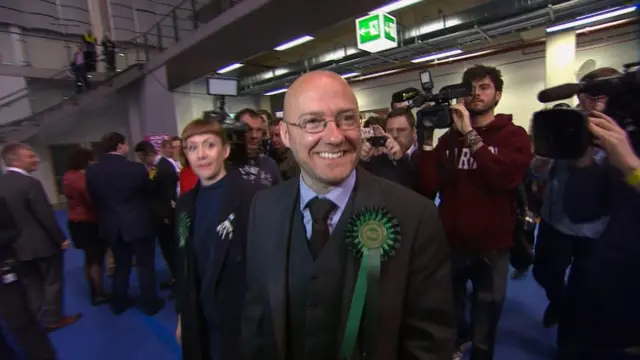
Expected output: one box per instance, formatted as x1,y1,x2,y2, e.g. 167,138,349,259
361,152,421,194
242,168,455,360
0,171,65,261
86,154,154,243
0,197,19,263
176,169,257,360
150,157,178,222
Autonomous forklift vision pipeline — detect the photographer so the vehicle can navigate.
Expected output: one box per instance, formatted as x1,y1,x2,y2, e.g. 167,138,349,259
360,109,421,191
562,105,640,357
0,196,57,359
530,70,614,354
417,65,532,360
234,108,282,189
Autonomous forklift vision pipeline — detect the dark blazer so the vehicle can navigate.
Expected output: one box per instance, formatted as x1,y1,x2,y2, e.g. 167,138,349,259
86,153,154,243
361,152,422,193
242,168,455,360
0,171,65,261
175,169,257,360
150,156,178,222
0,197,19,263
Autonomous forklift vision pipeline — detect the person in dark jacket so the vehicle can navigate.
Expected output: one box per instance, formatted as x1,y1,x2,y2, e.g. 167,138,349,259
134,140,179,292
175,119,257,360
0,196,58,359
563,109,640,359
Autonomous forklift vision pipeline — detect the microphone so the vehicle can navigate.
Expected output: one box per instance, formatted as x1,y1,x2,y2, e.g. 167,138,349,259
537,83,582,103
392,87,421,103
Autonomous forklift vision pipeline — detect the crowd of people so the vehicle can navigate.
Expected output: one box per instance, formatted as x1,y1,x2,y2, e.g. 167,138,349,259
0,64,638,360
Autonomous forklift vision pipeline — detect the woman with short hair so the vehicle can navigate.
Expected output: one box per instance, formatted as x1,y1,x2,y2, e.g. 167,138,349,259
175,118,258,360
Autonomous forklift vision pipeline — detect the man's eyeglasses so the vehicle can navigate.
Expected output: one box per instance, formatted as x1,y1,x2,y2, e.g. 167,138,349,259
285,113,360,134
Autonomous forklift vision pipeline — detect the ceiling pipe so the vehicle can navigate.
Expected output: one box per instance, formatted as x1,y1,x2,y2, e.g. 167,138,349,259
239,0,628,94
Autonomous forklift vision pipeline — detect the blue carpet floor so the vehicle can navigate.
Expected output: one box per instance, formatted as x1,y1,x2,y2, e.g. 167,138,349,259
49,211,556,360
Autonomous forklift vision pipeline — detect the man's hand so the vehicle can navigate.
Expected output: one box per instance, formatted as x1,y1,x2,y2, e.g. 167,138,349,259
61,240,71,250
450,103,473,134
360,141,374,162
176,314,182,346
588,111,640,173
384,135,403,160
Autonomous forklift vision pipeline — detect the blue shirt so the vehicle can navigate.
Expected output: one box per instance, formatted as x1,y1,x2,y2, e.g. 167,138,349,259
535,159,608,238
299,170,356,238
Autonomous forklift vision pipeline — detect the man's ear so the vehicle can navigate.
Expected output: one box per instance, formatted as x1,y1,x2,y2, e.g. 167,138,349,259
281,123,291,148
496,91,502,103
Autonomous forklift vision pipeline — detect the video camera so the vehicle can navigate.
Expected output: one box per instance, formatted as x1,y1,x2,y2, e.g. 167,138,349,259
390,69,472,129
532,61,640,159
202,95,249,166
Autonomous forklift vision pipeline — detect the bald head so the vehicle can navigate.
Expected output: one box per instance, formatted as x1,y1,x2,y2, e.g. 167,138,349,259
279,70,362,193
283,71,358,121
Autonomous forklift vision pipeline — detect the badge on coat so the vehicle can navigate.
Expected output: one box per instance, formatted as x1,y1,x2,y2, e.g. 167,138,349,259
217,213,235,241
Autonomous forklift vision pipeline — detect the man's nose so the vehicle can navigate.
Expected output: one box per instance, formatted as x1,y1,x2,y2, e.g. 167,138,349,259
324,121,346,144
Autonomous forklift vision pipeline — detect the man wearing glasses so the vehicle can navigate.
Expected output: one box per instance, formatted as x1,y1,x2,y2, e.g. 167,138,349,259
242,70,455,360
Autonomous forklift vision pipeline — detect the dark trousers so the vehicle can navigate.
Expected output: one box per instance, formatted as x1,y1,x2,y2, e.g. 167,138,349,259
0,277,57,360
532,220,591,307
73,64,90,93
20,254,63,326
110,236,159,308
453,249,509,360
156,219,176,278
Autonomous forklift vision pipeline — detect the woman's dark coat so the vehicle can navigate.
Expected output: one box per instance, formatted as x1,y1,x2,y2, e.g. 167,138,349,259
175,170,257,360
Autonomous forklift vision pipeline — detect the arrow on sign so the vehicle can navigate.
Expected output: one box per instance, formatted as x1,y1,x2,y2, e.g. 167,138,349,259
360,22,379,36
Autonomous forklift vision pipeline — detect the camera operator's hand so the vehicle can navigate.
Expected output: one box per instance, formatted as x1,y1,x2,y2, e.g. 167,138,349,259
360,141,374,162
450,103,473,134
384,135,403,160
588,111,640,173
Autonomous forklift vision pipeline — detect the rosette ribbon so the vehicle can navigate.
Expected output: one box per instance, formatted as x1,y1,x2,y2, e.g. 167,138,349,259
340,206,401,359
178,213,191,249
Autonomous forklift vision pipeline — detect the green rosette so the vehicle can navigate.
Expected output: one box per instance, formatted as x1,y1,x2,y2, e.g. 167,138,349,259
340,206,401,359
178,213,191,249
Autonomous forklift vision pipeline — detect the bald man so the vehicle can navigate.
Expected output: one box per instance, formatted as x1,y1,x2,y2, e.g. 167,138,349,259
242,71,454,360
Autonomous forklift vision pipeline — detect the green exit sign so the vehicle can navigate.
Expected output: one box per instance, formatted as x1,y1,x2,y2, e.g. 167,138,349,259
356,12,398,53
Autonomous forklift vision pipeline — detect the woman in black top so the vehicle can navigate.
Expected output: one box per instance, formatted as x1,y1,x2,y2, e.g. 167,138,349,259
174,118,258,360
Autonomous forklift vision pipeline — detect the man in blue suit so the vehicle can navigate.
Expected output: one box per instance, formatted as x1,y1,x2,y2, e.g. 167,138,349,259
86,132,164,315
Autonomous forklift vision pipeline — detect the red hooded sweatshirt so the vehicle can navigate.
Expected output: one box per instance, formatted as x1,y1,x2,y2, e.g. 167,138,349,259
417,114,533,252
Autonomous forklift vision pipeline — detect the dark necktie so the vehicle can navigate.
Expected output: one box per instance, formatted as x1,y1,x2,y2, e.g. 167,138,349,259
307,197,337,259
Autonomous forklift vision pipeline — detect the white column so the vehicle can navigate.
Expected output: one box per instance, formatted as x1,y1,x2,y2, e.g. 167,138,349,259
8,26,28,66
545,30,577,106
87,0,109,72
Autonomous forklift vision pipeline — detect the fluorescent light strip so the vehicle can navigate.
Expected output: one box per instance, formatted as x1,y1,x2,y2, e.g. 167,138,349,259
274,35,315,51
264,88,288,96
432,49,495,64
411,49,463,63
575,17,635,33
546,5,637,33
216,63,243,74
353,69,402,81
341,72,361,79
369,0,423,14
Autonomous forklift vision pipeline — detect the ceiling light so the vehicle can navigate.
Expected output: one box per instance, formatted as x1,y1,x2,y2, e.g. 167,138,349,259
575,17,634,34
216,63,243,74
369,0,423,14
274,36,315,51
411,49,463,63
341,72,361,79
264,88,288,96
546,5,637,33
432,49,495,64
353,69,403,81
